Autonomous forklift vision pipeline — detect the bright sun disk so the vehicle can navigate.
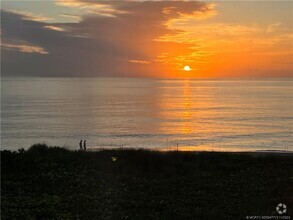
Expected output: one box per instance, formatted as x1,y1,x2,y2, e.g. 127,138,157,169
183,65,191,71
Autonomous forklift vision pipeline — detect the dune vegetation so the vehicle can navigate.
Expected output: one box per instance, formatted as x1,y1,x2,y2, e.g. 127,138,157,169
1,144,292,219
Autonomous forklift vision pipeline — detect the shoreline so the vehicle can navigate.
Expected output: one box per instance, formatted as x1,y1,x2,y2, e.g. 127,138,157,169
86,146,293,155
2,144,293,155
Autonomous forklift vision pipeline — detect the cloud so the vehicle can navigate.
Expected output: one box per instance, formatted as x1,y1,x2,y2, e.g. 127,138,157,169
6,9,53,22
1,1,212,77
129,59,150,64
266,23,282,33
60,13,82,22
44,25,66,32
165,3,217,22
55,0,127,17
1,1,292,78
1,43,49,54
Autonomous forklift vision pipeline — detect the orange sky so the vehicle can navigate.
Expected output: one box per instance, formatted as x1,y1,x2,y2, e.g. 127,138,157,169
1,1,292,78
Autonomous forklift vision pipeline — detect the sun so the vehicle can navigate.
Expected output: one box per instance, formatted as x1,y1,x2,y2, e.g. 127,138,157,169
183,65,191,71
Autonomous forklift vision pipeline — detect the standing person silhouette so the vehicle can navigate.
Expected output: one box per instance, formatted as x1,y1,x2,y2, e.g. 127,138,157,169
79,140,83,150
83,140,86,151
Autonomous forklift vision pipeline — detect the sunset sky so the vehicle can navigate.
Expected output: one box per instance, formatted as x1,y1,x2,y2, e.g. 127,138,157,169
1,1,292,78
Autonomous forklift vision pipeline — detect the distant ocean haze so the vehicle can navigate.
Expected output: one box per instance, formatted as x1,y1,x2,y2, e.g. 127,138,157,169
1,77,292,152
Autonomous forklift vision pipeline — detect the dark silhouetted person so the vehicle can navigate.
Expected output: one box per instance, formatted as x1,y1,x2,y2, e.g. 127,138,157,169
79,140,83,150
83,140,87,151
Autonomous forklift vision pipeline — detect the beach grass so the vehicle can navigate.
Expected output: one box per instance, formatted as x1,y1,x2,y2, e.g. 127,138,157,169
1,144,292,219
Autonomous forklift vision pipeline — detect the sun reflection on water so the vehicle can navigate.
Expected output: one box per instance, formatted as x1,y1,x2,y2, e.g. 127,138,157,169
180,80,193,134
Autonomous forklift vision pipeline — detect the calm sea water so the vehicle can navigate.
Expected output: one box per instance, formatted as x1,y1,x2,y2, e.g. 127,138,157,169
1,77,292,151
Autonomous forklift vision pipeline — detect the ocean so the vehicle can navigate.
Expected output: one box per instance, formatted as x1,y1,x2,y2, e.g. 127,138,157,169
1,77,292,151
